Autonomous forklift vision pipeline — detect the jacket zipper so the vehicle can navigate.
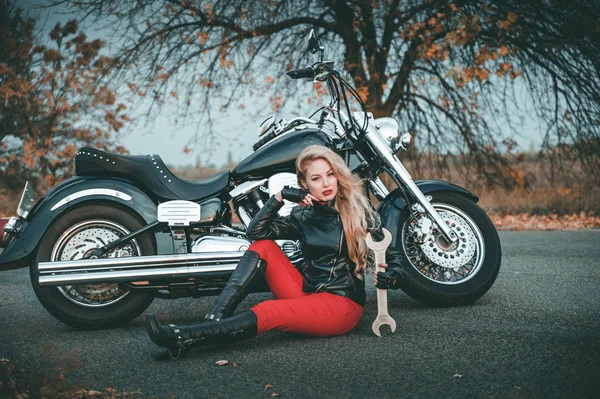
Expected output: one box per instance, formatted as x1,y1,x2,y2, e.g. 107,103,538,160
317,214,343,292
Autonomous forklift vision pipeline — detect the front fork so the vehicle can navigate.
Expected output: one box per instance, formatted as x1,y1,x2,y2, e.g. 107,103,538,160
366,133,459,244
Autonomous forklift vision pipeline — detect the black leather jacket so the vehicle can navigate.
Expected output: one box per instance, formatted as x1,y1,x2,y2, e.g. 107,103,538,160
246,196,404,306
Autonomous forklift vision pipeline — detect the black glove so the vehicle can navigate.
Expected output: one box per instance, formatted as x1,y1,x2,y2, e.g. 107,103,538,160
375,269,402,290
281,186,309,203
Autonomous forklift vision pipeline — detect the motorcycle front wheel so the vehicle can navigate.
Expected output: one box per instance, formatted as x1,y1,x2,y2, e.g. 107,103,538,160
31,204,156,329
395,191,501,306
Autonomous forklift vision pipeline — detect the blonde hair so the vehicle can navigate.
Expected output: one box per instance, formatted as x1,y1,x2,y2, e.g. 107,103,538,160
296,145,378,276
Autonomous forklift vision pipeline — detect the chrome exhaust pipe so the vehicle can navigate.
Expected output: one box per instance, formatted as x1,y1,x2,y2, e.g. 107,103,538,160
37,252,244,286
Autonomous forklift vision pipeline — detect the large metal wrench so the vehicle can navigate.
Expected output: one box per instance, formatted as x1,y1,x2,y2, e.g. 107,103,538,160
366,228,396,337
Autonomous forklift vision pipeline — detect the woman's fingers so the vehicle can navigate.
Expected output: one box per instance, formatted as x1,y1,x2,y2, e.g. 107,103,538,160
379,263,387,268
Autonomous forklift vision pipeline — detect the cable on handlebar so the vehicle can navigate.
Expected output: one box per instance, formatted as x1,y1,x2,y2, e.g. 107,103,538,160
331,71,368,140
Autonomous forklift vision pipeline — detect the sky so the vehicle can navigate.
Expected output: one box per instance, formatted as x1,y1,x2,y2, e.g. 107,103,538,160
18,1,544,170
20,0,274,169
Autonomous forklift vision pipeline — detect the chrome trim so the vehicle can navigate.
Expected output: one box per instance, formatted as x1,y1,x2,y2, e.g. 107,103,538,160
399,133,413,151
39,264,240,286
237,207,252,228
39,251,244,272
369,178,389,200
229,179,267,199
374,117,401,153
363,122,458,243
50,189,132,211
401,203,485,284
38,251,246,286
191,235,251,253
17,181,35,219
50,219,140,307
3,217,19,234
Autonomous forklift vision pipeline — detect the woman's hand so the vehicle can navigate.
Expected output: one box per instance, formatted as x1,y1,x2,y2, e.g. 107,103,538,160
277,187,319,207
372,263,387,286
373,263,401,290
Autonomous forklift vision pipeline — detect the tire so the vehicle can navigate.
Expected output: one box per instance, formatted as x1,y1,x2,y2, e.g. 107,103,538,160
394,192,501,306
31,204,156,329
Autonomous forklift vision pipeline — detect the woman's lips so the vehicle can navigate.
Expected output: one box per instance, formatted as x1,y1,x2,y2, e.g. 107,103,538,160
322,190,332,196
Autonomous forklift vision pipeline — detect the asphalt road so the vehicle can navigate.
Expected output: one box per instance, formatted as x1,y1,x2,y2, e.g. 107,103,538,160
1,231,599,398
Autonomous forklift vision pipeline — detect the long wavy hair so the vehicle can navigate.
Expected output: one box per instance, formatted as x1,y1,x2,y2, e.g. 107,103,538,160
296,145,378,276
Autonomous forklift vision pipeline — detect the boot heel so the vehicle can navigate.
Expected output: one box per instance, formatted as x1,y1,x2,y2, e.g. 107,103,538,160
146,314,178,348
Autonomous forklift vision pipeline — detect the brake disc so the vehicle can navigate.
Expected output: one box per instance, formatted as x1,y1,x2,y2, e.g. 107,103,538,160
419,211,477,269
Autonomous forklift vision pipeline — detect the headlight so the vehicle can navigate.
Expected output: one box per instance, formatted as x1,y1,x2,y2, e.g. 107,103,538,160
374,117,401,152
374,117,413,152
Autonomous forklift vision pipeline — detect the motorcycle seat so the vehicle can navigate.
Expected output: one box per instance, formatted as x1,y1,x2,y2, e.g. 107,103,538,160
75,147,230,201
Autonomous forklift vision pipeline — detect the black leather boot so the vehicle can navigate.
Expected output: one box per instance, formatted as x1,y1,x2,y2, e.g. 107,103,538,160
204,250,265,321
146,310,258,359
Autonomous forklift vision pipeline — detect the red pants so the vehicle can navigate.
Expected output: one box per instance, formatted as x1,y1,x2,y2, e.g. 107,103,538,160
248,240,363,336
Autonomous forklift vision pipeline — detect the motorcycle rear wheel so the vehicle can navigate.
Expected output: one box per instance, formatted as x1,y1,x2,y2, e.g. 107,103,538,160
31,204,156,329
395,192,501,306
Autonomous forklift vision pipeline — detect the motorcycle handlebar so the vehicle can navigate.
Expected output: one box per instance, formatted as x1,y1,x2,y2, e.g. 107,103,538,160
286,67,315,80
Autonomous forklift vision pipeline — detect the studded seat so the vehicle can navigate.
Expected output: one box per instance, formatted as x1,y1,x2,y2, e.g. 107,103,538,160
75,147,230,202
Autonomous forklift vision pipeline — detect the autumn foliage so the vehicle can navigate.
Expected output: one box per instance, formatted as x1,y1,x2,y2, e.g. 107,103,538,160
0,3,128,199
58,0,600,190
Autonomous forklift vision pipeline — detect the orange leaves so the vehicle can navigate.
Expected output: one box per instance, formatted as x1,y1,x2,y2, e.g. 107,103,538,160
475,68,490,81
198,78,214,88
63,20,78,36
42,49,60,63
269,95,283,112
499,12,518,31
355,85,369,102
197,31,209,45
314,81,329,99
421,43,448,61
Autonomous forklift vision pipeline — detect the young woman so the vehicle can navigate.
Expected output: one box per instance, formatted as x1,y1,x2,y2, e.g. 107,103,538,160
146,145,405,358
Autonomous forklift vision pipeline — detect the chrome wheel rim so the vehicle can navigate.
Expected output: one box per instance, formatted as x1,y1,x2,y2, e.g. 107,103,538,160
401,203,485,285
50,220,141,307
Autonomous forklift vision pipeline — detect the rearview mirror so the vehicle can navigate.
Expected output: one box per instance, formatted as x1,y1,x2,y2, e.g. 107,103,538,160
308,29,322,54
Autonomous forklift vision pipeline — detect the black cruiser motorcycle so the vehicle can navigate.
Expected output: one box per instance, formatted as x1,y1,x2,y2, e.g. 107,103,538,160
0,31,501,329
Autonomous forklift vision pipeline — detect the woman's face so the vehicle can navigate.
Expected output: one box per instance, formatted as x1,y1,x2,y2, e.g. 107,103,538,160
302,158,338,202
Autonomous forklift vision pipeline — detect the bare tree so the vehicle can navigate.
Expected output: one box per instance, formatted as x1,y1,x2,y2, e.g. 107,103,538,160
57,0,600,186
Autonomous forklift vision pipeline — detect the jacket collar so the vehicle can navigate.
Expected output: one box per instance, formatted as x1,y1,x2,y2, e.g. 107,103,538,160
312,197,338,214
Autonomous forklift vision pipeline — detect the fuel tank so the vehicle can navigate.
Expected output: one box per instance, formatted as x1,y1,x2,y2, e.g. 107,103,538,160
231,128,333,181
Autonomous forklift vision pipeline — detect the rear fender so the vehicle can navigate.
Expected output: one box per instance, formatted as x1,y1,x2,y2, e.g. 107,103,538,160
376,180,478,248
0,177,174,271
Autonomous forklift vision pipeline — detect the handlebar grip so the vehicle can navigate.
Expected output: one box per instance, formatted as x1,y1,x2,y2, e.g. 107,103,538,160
286,67,315,80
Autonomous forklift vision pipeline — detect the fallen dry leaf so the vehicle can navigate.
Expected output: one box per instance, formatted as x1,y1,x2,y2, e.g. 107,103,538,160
264,383,274,391
490,212,600,231
233,361,239,367
87,390,102,396
215,360,229,366
104,386,115,393
271,393,281,397
453,373,464,378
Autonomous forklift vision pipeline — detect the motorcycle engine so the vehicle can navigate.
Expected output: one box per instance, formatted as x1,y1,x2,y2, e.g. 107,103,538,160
229,173,304,263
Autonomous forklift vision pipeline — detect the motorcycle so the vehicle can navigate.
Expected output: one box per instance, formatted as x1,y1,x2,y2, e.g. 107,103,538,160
0,30,501,329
